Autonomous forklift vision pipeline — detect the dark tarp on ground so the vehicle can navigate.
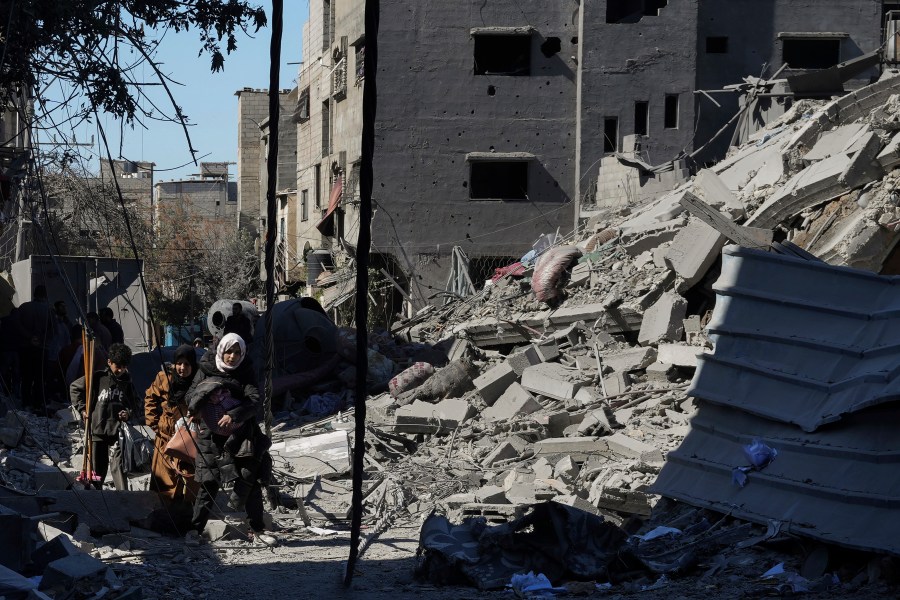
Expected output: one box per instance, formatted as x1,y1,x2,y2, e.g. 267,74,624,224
416,502,626,590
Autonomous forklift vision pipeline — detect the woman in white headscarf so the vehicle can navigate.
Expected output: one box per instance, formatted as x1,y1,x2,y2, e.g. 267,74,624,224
185,333,275,545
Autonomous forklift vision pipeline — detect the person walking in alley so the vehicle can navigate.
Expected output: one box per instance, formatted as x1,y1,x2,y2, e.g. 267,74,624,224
185,333,275,545
100,307,125,345
70,343,137,490
223,303,253,343
86,312,113,351
14,285,52,411
145,344,200,503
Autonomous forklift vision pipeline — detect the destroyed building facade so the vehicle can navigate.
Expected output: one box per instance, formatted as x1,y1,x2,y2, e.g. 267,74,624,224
285,0,885,311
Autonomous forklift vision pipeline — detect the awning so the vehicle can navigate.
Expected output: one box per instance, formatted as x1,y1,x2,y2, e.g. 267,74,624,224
316,176,343,236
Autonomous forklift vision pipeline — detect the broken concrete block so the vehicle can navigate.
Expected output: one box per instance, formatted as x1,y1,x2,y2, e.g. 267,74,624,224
0,563,36,596
533,437,607,460
532,339,560,362
506,345,542,376
553,494,604,516
505,482,555,505
31,536,80,573
521,363,590,401
503,468,536,491
473,361,518,406
589,477,654,517
269,430,351,479
367,393,397,424
483,382,542,422
553,455,579,482
38,554,109,594
694,169,744,218
474,485,508,504
601,347,657,373
532,458,554,480
664,218,726,290
657,343,703,367
645,361,674,384
532,410,572,437
203,519,248,542
605,433,664,463
482,436,528,467
638,292,687,346
395,398,474,434
602,372,631,396
0,425,23,448
569,262,591,287
577,408,613,436
682,315,703,344
446,338,471,363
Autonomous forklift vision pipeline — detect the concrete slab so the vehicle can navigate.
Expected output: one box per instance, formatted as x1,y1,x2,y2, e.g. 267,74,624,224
482,382,542,422
657,343,703,367
877,131,900,170
694,169,743,216
531,410,572,437
664,218,725,289
38,554,109,594
638,292,688,346
803,123,868,162
605,432,664,463
473,361,518,406
395,398,474,434
601,346,657,373
482,436,528,467
521,363,591,401
269,430,351,479
533,437,608,460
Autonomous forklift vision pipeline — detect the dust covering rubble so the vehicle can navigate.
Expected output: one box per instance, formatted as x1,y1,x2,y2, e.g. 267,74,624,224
6,72,900,598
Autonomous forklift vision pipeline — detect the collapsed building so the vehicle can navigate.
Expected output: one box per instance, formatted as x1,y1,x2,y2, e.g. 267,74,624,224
6,68,900,597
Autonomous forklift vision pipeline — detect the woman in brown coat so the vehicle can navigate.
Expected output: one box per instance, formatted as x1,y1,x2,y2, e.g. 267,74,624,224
145,344,200,503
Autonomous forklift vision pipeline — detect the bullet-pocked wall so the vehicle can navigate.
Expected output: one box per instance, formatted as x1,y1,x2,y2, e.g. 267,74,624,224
580,0,699,174
373,0,577,299
695,0,882,162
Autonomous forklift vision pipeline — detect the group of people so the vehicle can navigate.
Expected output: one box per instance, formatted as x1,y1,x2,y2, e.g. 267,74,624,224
73,327,275,544
2,285,126,414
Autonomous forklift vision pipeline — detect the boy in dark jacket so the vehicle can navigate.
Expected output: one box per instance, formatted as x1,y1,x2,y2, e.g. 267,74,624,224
70,343,136,490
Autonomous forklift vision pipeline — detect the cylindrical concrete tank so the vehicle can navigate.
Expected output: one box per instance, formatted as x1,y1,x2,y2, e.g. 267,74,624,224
306,250,333,286
206,299,260,341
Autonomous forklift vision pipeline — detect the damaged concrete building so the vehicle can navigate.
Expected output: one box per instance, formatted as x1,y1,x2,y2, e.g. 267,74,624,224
289,0,884,313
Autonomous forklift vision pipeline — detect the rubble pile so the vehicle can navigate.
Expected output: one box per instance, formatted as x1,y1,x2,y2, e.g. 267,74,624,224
5,72,900,597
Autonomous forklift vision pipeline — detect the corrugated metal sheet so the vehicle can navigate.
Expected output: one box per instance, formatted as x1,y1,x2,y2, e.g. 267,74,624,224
654,245,900,555
693,245,900,432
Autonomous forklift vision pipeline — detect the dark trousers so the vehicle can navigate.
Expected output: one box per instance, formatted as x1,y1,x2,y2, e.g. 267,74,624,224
18,347,44,409
191,475,265,534
91,435,127,490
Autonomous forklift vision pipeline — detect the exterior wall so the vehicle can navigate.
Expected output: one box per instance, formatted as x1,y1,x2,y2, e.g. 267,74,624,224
694,0,882,160
580,1,698,172
99,159,154,212
235,89,270,233
154,177,236,223
373,0,577,298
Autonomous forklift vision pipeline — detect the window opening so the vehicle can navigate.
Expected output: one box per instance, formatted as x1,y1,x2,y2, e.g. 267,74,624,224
474,34,531,76
783,39,841,69
301,190,309,221
706,36,728,53
314,164,322,209
469,161,528,199
603,118,619,153
607,0,668,23
664,94,679,129
634,101,649,136
321,99,330,157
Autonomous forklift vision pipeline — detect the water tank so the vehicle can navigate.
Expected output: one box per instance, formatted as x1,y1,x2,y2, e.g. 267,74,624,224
306,250,334,286
206,299,259,341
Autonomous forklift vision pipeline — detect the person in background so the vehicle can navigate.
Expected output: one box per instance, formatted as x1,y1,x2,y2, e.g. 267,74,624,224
145,344,200,503
70,343,136,490
100,307,125,345
86,312,112,351
185,333,275,545
14,285,52,412
222,303,253,343
46,301,74,404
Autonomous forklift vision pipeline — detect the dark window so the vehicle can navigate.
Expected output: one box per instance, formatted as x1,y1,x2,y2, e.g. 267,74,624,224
474,34,531,76
321,100,330,157
314,164,322,209
469,161,528,199
603,118,619,153
634,101,649,136
783,39,841,69
301,190,309,221
295,88,310,122
607,0,667,23
322,0,332,51
664,94,679,129
355,43,365,81
706,36,729,53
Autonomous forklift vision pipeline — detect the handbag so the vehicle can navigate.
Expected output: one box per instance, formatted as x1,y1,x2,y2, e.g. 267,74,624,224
164,427,199,464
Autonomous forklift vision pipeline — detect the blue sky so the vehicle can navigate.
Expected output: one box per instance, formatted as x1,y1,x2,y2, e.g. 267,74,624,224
67,1,309,182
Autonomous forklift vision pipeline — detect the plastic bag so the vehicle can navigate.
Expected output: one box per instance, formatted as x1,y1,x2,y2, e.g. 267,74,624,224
119,424,153,474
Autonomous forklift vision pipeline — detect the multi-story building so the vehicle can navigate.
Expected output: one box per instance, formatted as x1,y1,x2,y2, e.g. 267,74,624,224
153,161,238,227
288,0,884,309
99,159,154,211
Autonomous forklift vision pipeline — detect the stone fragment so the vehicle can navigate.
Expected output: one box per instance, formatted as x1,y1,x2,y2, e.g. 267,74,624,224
602,372,631,396
553,455,579,482
532,339,560,362
601,347,657,373
664,218,726,289
532,458,554,480
577,408,613,435
395,399,475,434
605,432,664,463
638,292,687,346
483,383,542,422
31,536,80,573
521,363,590,401
506,345,542,376
657,343,703,367
38,554,109,594
474,485,508,504
482,436,528,467
533,437,607,461
473,362,518,406
645,361,673,384
531,410,571,437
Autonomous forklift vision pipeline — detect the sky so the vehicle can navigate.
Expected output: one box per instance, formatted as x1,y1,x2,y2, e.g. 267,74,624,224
65,1,309,182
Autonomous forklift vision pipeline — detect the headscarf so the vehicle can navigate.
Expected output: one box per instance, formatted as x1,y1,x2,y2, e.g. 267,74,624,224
215,333,246,372
169,344,198,405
